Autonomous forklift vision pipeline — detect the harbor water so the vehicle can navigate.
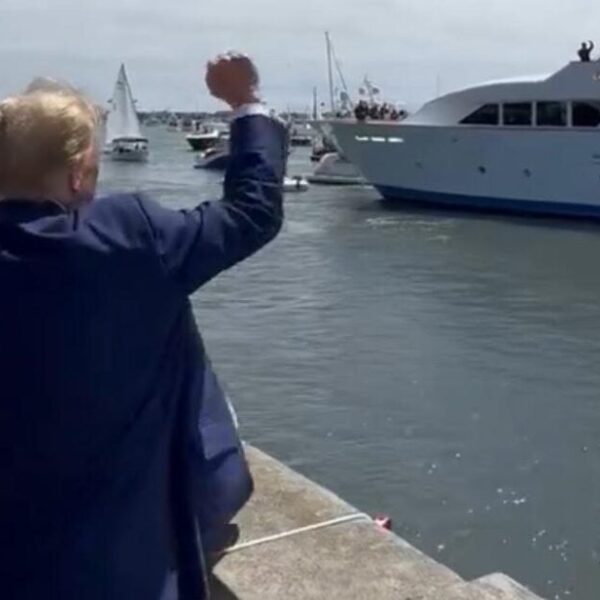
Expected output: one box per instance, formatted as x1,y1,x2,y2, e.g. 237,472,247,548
100,127,600,600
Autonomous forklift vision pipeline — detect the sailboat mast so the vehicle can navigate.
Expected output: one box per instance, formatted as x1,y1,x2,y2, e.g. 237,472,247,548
312,87,318,120
326,31,335,114
364,76,374,104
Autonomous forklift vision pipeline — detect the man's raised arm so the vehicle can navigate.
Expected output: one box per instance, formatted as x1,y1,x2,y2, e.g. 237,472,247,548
135,53,287,294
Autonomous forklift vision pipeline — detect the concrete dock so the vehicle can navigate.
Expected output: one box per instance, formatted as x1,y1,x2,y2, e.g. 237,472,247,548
210,446,545,599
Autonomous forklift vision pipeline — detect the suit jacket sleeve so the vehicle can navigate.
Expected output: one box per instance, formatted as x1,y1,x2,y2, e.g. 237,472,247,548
136,114,287,295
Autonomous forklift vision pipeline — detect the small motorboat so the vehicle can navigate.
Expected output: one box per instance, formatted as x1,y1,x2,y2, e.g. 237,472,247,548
307,152,365,185
310,135,337,162
290,133,313,147
187,122,228,152
186,128,221,152
288,122,315,147
283,176,310,192
180,118,194,133
194,142,229,170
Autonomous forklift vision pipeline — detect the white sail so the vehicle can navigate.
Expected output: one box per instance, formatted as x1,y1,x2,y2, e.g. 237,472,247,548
105,64,144,143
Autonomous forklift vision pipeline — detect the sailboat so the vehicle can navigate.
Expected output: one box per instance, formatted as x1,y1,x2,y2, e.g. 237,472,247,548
105,64,148,162
308,33,365,186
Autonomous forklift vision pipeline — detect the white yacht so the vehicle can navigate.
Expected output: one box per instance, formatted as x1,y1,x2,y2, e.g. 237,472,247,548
105,64,148,162
325,60,600,218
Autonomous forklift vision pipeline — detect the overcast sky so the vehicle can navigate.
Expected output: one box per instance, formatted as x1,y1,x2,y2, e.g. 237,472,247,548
1,0,599,111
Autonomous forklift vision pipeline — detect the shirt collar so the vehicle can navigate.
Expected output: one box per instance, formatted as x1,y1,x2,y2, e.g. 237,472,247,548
231,102,270,121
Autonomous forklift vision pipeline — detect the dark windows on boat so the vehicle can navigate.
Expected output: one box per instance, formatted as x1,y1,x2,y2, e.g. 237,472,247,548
503,103,532,126
460,104,499,125
536,102,567,126
572,102,600,127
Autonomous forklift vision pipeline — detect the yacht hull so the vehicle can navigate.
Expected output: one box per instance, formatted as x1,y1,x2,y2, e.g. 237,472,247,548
377,184,600,218
327,120,600,219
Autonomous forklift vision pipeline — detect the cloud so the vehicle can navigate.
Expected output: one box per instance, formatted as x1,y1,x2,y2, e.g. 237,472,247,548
1,0,599,109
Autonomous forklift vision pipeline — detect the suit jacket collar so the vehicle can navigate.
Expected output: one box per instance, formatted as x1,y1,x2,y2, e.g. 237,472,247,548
0,198,68,223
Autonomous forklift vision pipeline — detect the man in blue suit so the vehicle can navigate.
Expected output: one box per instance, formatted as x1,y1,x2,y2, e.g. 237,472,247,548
0,54,286,599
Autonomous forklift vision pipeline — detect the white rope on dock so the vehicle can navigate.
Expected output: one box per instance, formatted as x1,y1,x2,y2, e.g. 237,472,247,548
222,512,373,555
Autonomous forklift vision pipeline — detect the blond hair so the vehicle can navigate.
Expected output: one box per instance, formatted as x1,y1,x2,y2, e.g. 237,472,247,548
0,85,99,197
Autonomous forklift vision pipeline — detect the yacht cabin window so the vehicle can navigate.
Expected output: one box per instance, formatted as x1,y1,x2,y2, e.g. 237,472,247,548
572,102,600,127
460,104,499,125
536,102,567,127
503,103,532,126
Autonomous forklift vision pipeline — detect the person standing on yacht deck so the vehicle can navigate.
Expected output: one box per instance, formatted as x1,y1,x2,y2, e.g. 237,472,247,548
578,40,594,62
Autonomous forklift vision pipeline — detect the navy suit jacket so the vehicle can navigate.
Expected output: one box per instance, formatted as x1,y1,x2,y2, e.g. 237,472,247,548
0,114,286,599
